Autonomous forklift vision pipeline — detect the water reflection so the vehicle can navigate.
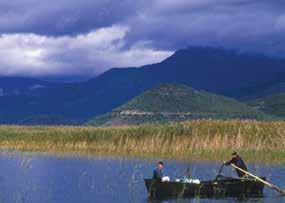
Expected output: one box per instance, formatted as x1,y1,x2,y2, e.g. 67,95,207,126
0,151,283,203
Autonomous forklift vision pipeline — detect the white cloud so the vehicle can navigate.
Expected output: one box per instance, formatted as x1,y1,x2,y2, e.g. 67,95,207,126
0,25,173,77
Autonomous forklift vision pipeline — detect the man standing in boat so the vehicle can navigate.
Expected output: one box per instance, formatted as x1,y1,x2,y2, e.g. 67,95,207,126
224,151,248,177
153,161,164,180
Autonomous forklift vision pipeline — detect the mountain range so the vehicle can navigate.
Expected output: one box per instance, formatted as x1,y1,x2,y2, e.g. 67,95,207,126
88,84,272,126
249,92,285,118
0,47,284,124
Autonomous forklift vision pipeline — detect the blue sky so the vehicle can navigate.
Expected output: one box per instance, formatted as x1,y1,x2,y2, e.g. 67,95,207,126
0,0,285,79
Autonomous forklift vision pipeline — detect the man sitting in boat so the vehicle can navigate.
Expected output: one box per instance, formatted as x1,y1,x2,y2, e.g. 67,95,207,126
153,161,164,180
224,151,248,177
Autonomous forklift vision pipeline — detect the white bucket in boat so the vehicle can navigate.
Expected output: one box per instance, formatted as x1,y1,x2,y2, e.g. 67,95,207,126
162,176,170,182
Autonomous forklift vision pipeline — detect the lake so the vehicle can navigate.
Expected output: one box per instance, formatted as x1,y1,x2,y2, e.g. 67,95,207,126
0,151,284,203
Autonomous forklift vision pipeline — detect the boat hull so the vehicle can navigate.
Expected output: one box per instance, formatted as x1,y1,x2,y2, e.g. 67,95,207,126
144,177,265,199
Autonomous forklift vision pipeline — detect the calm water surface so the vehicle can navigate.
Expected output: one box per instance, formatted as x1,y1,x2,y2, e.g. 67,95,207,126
0,151,284,203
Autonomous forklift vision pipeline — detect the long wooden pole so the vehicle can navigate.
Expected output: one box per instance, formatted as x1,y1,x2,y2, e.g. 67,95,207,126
231,164,285,195
214,163,225,181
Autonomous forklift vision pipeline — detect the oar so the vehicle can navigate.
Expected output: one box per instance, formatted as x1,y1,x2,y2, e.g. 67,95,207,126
231,164,285,195
214,163,225,181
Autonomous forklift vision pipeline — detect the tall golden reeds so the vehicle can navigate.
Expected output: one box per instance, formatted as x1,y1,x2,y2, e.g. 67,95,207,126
0,120,284,162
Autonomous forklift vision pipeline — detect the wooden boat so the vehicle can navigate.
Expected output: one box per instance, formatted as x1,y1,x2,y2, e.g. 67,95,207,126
144,175,266,199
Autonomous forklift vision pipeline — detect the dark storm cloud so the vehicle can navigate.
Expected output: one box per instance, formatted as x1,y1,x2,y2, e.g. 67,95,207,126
0,0,285,78
0,0,145,36
124,0,285,55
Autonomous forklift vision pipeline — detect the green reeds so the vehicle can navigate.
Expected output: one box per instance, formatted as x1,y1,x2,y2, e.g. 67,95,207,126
0,120,284,163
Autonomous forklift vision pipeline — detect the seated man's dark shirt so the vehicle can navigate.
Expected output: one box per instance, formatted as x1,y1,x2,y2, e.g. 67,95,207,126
153,168,163,180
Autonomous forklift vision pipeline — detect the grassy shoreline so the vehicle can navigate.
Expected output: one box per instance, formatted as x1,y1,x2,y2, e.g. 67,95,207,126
0,120,284,163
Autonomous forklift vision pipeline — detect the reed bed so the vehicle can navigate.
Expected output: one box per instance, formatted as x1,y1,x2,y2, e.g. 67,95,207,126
0,120,284,163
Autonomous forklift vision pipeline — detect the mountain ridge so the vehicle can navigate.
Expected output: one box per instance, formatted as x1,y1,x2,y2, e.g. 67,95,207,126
88,83,273,126
0,47,284,124
249,92,285,119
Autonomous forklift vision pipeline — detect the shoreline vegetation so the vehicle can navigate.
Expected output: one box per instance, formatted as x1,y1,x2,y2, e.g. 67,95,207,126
0,120,284,163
